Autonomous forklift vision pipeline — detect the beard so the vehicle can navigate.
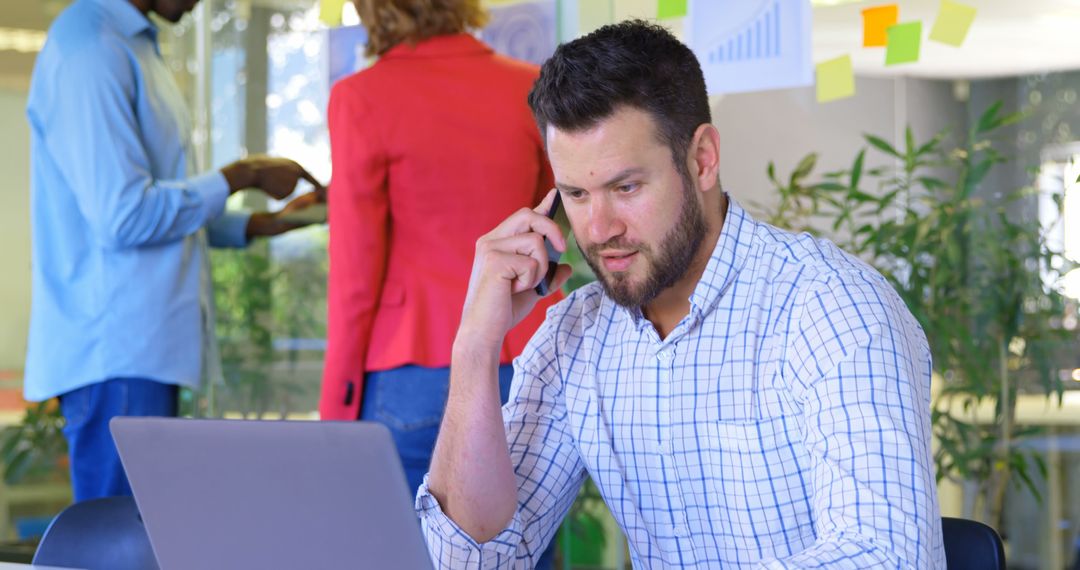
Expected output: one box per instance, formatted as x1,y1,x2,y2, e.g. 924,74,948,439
580,174,708,309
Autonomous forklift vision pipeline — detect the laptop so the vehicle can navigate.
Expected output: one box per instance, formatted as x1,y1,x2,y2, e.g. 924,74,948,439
111,417,435,570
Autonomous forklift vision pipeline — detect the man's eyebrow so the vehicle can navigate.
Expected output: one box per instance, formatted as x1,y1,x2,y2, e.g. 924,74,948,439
555,168,646,193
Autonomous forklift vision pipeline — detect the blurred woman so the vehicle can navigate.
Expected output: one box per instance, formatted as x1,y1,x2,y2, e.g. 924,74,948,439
321,0,559,502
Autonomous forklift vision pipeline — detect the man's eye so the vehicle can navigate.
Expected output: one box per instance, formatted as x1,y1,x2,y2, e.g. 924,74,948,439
567,189,586,199
617,183,638,193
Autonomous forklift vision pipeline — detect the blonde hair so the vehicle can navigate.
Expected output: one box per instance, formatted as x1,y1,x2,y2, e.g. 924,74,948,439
353,0,489,57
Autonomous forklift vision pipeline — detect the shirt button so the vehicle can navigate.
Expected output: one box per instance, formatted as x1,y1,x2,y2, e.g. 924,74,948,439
657,349,673,361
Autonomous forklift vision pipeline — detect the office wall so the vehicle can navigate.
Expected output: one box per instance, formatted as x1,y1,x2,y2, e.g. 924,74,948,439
714,76,966,218
0,88,31,372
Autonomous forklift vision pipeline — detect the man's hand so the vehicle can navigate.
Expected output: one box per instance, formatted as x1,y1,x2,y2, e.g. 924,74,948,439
244,188,326,239
456,189,572,355
221,155,325,201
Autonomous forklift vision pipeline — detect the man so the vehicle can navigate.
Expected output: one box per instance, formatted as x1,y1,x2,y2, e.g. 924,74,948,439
418,21,946,568
24,0,325,502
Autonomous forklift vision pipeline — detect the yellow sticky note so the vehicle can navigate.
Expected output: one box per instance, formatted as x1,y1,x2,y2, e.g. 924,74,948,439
816,55,855,103
614,0,657,22
862,4,899,47
579,0,613,35
929,0,976,47
657,0,687,19
320,0,346,27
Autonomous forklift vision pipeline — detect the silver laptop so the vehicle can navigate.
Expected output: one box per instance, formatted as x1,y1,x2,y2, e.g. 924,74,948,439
111,417,435,570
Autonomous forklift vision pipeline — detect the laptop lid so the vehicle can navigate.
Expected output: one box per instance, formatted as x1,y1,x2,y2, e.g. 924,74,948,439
111,418,435,570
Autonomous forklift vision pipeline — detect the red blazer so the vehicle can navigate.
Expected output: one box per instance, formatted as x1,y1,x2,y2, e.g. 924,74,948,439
320,34,560,420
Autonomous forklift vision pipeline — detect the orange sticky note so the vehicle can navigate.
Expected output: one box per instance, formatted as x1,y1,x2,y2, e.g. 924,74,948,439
862,5,899,47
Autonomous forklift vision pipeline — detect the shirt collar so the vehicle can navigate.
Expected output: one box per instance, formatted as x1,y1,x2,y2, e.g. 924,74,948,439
90,0,158,40
613,193,756,329
380,33,493,60
688,195,755,318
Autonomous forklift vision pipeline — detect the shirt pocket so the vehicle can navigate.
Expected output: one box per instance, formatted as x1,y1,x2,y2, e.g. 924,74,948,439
674,415,815,561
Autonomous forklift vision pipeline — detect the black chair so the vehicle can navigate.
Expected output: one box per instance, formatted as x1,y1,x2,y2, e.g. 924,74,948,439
33,496,159,570
942,516,1006,570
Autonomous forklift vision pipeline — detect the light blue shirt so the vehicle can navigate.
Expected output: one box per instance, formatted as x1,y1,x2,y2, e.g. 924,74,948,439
24,0,249,401
417,198,946,568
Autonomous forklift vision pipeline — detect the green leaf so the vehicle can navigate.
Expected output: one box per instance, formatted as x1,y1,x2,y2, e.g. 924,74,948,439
975,101,1004,134
790,153,817,185
850,149,865,191
865,135,901,159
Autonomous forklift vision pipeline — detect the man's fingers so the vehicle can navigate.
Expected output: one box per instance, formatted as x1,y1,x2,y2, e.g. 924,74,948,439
483,250,542,295
532,188,558,215
484,233,550,278
487,208,565,253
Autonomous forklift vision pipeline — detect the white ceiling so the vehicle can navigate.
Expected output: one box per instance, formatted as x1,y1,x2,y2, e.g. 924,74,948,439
2,1,1080,84
812,0,1080,79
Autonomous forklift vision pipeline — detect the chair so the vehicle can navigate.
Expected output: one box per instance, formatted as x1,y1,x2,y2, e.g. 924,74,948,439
33,496,159,570
941,516,1006,570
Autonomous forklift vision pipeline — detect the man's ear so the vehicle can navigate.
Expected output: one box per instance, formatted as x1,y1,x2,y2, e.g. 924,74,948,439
687,123,720,194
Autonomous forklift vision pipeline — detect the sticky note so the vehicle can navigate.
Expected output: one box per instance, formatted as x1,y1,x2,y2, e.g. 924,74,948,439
816,55,855,103
929,0,977,47
885,21,922,65
862,4,898,47
658,0,688,19
579,0,613,35
614,0,657,22
319,0,346,26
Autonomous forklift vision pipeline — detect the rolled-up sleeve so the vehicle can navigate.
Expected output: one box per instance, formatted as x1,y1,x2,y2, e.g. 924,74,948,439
416,312,588,569
206,207,252,249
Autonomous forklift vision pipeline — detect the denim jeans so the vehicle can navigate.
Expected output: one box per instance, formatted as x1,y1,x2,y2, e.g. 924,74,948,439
360,365,554,569
59,377,178,502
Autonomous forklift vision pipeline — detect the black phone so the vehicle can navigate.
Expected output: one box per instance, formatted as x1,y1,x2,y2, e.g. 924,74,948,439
534,192,563,296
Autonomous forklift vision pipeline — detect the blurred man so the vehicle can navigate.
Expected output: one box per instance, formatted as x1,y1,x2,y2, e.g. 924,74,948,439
24,0,325,501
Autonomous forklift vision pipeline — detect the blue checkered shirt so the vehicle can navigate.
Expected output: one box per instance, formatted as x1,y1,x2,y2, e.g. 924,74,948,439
416,197,946,568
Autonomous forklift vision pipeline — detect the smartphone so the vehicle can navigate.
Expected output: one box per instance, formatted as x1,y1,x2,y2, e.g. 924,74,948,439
534,191,563,296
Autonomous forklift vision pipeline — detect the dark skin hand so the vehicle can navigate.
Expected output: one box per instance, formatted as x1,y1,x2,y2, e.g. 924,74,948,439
220,155,325,201
220,155,328,239
245,186,328,239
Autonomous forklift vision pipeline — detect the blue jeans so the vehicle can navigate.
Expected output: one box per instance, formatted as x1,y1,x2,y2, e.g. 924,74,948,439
360,365,555,569
59,377,178,502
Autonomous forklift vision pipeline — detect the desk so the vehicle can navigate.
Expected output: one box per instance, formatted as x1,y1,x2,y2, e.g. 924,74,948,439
0,564,84,569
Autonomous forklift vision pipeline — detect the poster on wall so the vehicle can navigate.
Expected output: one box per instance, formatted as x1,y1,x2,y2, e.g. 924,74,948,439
328,25,369,86
479,0,558,66
688,0,812,95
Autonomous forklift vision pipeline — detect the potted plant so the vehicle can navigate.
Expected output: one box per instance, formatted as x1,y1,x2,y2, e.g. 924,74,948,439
759,102,1075,531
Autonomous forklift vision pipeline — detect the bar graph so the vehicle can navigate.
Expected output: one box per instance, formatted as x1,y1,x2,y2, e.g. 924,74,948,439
690,0,812,95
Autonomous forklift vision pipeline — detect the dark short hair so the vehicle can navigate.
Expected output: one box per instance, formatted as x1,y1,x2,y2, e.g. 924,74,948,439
528,20,711,173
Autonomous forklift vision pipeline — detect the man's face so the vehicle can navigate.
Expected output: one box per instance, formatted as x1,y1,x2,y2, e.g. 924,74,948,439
151,0,200,23
547,106,708,308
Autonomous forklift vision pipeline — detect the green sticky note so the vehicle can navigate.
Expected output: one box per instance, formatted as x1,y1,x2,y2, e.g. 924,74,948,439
658,0,688,19
929,0,976,47
319,0,345,26
886,21,922,65
816,55,855,103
